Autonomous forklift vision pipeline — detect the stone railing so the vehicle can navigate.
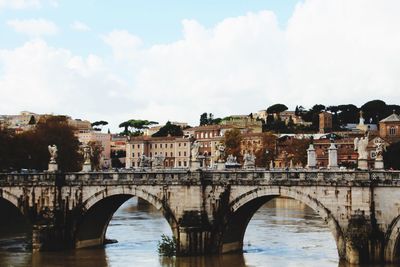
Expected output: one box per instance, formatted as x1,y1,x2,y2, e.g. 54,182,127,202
1,169,400,185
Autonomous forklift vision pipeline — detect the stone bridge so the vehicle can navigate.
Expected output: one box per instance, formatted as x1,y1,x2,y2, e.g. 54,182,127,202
1,169,400,264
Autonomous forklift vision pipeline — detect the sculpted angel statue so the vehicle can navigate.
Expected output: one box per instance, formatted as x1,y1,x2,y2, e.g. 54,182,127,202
191,141,200,160
48,144,58,163
354,133,369,160
215,144,226,161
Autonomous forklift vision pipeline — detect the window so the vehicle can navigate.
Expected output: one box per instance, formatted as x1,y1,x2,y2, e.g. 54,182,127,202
389,126,396,136
184,161,187,167
150,152,152,157
184,143,186,146
171,152,173,157
150,144,152,148
178,161,182,167
184,151,187,156
179,143,181,147
179,151,181,156
170,144,173,148
155,144,157,148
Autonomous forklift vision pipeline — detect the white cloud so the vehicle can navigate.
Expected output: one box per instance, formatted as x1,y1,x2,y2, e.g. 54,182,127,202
2,0,400,131
71,21,91,32
102,30,142,61
0,0,57,9
7,18,58,36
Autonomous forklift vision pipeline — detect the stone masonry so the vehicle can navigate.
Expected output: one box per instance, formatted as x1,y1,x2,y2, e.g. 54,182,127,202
1,170,400,264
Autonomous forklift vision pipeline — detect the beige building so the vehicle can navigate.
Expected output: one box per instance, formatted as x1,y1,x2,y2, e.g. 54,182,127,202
126,136,191,168
319,112,333,133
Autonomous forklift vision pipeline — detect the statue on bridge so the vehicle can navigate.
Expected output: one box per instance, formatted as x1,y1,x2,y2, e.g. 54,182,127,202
48,144,58,164
354,133,369,160
152,154,165,169
243,151,256,169
83,146,92,165
215,143,226,162
354,133,369,170
191,141,200,160
139,154,151,168
47,144,58,172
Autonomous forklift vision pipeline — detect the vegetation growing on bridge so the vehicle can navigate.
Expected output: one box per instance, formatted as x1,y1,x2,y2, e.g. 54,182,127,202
157,234,176,257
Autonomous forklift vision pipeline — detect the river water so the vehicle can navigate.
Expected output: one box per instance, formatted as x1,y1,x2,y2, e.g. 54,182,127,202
0,197,396,267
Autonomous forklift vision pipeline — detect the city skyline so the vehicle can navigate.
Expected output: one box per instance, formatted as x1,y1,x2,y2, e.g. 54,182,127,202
1,0,400,132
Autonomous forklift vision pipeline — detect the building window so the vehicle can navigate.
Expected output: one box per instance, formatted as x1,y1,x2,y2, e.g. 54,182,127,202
155,144,157,148
178,161,182,167
150,144,152,148
150,152,152,157
170,144,173,148
179,143,181,147
389,126,396,136
170,152,173,157
184,143,186,146
184,161,187,167
179,151,181,156
184,151,187,156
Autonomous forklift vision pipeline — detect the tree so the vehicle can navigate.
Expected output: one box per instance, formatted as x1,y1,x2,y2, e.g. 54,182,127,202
361,100,387,123
119,119,158,136
28,115,36,125
384,141,400,170
200,113,208,126
0,116,83,172
337,104,359,125
152,121,183,137
266,104,288,114
32,116,83,172
252,133,277,167
92,121,108,131
223,129,243,160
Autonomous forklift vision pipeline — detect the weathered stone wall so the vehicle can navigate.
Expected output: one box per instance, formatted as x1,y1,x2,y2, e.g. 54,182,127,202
1,170,400,263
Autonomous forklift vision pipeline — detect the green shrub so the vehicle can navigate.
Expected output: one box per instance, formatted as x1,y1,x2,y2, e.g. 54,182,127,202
157,234,176,257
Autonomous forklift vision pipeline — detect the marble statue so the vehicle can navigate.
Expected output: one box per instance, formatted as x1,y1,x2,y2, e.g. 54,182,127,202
152,154,165,168
139,154,151,168
354,133,369,160
215,144,226,162
48,144,58,164
226,154,238,164
83,146,92,164
191,141,200,160
243,151,256,168
375,139,386,160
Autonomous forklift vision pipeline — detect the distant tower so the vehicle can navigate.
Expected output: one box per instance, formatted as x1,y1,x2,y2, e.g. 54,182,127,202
359,110,365,125
357,110,368,132
319,112,332,133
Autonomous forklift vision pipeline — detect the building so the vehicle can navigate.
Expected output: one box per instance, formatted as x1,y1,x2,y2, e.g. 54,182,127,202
220,115,262,133
319,112,333,133
110,135,128,167
379,112,400,143
126,136,191,168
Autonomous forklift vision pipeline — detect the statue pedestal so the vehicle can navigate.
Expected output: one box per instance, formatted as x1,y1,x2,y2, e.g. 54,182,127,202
216,161,225,170
48,163,58,172
374,159,384,170
243,164,255,170
190,160,201,171
81,163,92,172
358,159,368,170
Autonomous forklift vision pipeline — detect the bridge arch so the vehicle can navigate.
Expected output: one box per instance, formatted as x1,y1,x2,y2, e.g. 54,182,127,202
385,215,400,262
222,186,345,260
0,189,21,212
74,186,176,249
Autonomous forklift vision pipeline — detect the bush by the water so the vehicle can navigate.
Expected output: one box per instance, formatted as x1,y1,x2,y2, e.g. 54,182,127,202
157,234,176,257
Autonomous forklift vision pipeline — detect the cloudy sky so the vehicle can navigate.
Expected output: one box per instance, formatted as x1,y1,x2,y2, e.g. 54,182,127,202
1,0,400,131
